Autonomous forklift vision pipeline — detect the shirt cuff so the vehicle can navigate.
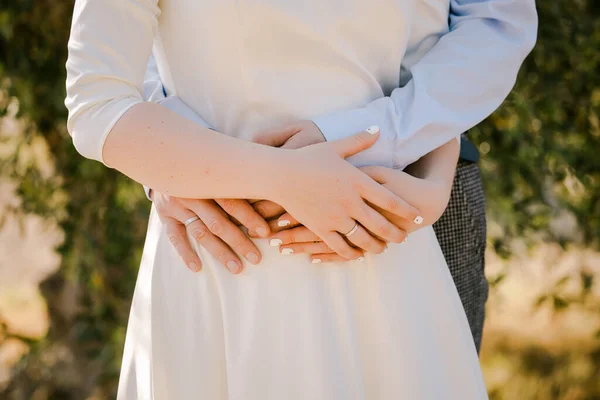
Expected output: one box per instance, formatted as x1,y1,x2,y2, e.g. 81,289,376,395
312,108,395,168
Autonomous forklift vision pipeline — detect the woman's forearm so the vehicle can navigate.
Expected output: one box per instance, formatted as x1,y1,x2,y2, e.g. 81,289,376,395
103,102,286,200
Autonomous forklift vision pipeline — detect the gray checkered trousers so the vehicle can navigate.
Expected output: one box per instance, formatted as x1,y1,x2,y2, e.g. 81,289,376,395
432,160,488,353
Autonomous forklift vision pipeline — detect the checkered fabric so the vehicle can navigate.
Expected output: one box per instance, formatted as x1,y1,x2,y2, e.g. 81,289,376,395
432,160,488,353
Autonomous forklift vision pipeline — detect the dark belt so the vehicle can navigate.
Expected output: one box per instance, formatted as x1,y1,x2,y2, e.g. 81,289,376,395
459,135,479,163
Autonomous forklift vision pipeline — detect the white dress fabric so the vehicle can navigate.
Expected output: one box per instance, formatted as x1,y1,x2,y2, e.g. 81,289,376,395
64,0,490,398
119,213,487,399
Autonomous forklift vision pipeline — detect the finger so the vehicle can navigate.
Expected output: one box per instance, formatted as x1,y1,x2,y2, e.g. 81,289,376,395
269,226,322,246
276,213,299,229
165,219,202,272
353,203,408,243
329,125,380,159
310,253,361,264
321,231,363,260
195,226,246,275
345,224,387,254
252,200,286,220
187,201,262,268
279,241,334,256
358,165,392,184
359,179,423,225
267,213,301,233
252,123,301,147
215,198,270,238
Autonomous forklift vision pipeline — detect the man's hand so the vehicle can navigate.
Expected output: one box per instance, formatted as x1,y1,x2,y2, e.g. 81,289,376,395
152,191,271,274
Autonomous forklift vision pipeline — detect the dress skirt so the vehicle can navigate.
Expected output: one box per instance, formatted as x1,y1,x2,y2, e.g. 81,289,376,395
117,205,488,399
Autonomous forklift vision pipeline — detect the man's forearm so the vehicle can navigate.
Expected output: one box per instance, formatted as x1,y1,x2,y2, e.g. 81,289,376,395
402,138,460,186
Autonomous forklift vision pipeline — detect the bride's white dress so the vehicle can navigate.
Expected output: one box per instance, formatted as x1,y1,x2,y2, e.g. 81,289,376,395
65,0,488,398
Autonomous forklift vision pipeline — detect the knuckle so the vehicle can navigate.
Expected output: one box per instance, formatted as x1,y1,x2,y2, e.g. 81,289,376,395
214,250,229,263
387,196,399,212
190,226,208,241
219,199,238,214
377,224,390,237
232,242,248,254
207,220,222,235
168,233,180,246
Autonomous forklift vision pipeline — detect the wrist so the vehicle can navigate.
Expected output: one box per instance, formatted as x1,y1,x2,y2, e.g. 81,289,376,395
251,145,295,202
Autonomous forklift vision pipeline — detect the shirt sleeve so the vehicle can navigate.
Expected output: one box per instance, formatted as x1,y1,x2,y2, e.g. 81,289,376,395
312,0,538,170
65,0,160,165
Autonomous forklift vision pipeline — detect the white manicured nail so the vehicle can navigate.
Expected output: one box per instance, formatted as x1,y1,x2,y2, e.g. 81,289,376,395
270,239,282,247
312,258,322,264
357,256,365,262
381,246,387,254
402,237,408,244
413,216,423,225
281,248,294,255
278,219,290,227
366,125,380,135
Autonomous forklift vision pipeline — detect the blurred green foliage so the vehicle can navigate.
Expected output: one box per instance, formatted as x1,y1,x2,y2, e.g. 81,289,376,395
0,0,599,398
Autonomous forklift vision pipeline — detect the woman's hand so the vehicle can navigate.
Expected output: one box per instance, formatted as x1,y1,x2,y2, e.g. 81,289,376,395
269,167,452,263
270,127,422,260
359,166,453,231
268,137,459,263
152,192,271,274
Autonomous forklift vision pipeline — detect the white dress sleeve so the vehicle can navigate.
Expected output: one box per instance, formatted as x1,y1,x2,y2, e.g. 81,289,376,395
65,0,160,165
312,0,538,170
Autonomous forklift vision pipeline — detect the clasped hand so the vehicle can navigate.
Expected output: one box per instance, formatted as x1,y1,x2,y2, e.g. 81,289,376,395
153,121,440,274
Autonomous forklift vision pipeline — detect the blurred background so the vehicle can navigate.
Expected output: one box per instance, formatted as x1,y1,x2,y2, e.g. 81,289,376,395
0,1,599,399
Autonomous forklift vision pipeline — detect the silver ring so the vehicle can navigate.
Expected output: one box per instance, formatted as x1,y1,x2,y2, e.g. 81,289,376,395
184,216,200,227
343,222,359,237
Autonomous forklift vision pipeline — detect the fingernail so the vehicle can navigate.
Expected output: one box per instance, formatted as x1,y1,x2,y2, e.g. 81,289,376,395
357,256,365,262
402,237,408,244
255,227,268,237
246,252,259,264
381,246,387,254
281,248,293,255
248,230,258,238
312,258,322,264
278,219,290,227
227,260,241,273
413,216,424,225
189,262,200,272
366,125,380,135
270,238,282,247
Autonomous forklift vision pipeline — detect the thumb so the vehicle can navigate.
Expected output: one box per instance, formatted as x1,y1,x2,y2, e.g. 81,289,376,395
328,125,380,159
252,123,301,147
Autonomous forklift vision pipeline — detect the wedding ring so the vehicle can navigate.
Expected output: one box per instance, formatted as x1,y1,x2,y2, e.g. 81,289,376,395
184,216,200,227
343,222,359,237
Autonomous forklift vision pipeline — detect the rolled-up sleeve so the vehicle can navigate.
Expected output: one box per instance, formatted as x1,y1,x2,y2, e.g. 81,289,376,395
65,0,160,165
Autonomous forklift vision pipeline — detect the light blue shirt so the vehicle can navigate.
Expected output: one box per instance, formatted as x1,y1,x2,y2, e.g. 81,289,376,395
143,0,538,171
